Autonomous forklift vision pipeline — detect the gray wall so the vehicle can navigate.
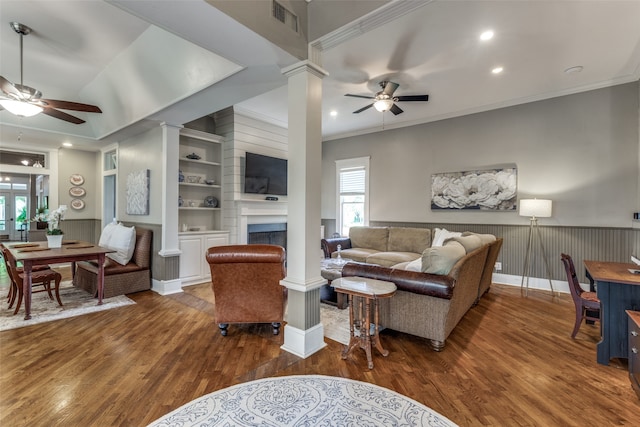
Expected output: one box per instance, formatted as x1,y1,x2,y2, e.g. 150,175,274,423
322,82,639,228
57,149,100,221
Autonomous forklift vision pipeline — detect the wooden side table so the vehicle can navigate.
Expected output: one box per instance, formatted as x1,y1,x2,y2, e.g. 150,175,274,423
331,276,397,369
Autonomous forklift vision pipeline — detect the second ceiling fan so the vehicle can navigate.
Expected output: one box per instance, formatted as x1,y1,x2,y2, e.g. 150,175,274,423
345,81,428,115
0,22,102,124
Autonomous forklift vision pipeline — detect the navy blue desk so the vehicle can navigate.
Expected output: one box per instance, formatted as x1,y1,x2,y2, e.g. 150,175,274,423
584,261,640,365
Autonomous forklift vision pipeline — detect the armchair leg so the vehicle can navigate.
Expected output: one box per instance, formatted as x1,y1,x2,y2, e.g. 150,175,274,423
218,323,229,336
272,322,281,335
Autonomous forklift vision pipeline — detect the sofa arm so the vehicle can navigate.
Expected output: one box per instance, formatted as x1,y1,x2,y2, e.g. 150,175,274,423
321,237,352,258
341,262,454,299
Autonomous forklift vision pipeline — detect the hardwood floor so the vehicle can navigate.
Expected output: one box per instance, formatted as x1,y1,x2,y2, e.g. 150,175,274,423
1,270,639,426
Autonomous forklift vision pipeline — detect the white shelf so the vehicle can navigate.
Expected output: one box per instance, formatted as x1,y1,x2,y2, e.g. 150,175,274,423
179,207,221,211
179,182,221,189
179,158,221,166
180,128,223,144
179,128,224,231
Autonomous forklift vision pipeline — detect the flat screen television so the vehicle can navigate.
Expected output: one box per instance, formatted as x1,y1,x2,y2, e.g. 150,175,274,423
244,152,288,196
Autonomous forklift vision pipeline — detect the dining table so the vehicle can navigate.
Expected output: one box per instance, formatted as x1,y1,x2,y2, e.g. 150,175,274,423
5,240,115,320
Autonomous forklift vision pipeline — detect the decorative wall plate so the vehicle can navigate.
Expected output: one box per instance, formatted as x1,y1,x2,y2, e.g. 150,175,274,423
204,196,218,208
70,174,84,185
69,186,86,197
71,199,85,210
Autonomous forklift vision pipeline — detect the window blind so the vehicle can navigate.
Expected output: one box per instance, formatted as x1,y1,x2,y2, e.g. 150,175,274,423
340,168,365,194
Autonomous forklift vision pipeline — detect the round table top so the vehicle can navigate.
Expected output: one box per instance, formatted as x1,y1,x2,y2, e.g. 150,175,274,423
331,276,397,298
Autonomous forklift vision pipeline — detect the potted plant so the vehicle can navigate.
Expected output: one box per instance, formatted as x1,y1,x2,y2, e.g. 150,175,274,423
32,205,67,247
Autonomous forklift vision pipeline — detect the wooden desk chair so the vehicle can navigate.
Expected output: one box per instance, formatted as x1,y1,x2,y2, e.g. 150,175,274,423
560,253,601,338
1,247,62,315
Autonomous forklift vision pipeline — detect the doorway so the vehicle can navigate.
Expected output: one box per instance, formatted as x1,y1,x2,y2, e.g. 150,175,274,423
0,185,29,241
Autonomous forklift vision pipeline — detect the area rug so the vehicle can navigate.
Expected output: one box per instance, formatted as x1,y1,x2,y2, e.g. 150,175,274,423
0,281,135,331
320,302,350,345
148,375,458,426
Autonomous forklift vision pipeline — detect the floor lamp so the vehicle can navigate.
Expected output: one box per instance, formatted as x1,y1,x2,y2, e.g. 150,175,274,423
520,199,555,296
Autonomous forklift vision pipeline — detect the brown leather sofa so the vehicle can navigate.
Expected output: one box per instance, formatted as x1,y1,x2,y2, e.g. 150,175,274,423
340,239,499,351
73,227,152,298
205,244,286,336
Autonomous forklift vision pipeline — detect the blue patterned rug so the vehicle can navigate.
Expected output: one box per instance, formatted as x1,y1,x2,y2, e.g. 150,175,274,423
148,375,457,426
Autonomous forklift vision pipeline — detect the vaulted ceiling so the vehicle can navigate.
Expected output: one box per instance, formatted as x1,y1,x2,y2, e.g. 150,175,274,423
1,1,639,151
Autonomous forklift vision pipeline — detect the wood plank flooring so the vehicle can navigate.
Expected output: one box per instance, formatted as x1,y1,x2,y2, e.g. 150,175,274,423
1,270,639,426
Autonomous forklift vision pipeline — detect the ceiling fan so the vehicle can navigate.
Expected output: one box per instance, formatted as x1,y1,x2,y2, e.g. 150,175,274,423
0,22,102,124
345,81,429,115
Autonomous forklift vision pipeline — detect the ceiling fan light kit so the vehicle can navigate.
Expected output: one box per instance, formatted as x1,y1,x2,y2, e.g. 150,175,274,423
0,22,102,124
346,80,428,116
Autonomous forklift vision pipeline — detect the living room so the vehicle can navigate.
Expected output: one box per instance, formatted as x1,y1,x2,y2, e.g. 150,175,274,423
1,1,639,425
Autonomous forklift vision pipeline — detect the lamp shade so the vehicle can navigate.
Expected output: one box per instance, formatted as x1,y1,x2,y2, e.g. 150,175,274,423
0,99,43,117
519,199,552,218
374,98,393,112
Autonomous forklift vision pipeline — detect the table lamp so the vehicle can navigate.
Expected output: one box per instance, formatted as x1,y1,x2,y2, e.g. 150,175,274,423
519,199,555,296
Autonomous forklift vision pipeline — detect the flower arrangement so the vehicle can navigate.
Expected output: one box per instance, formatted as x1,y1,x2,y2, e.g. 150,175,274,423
32,205,67,235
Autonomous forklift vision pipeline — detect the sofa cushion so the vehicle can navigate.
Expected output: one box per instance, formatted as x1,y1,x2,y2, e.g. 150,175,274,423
333,248,379,263
432,228,462,247
388,227,431,253
462,231,497,245
421,240,466,275
366,251,421,268
404,257,422,272
349,226,389,252
446,234,483,253
106,224,136,266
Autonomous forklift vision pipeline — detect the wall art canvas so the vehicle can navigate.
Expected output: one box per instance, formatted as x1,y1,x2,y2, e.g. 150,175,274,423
126,169,150,215
431,167,517,211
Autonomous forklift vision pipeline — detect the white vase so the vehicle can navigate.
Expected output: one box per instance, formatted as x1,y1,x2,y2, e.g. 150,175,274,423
46,234,63,248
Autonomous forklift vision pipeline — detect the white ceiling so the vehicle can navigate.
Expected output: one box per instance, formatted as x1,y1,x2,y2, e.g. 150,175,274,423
1,0,639,151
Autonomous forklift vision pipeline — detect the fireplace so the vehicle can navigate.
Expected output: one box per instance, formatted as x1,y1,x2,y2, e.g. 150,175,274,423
247,223,287,249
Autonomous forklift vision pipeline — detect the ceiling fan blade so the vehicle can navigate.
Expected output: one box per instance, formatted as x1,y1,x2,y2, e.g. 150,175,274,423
382,81,399,97
345,94,375,99
39,99,102,113
390,103,403,115
396,95,429,102
42,107,86,124
0,75,22,99
353,103,374,114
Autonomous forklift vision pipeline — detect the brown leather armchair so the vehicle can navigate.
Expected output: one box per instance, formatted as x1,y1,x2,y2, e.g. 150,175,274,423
205,244,286,336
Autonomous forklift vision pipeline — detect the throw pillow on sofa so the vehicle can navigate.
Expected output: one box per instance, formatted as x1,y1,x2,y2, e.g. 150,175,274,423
405,257,422,272
445,234,483,253
421,240,466,275
105,224,137,265
432,228,462,247
462,231,497,245
98,221,119,247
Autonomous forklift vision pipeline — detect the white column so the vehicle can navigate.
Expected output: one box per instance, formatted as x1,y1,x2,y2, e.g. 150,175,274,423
280,60,329,358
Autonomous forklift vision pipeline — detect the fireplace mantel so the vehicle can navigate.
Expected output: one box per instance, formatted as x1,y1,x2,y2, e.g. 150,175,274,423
236,199,287,244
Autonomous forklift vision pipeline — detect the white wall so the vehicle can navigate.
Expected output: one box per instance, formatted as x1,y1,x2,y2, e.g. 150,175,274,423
117,126,164,224
322,82,640,228
57,149,99,220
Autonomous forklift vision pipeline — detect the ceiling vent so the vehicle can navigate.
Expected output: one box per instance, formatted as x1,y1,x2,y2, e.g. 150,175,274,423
272,0,298,33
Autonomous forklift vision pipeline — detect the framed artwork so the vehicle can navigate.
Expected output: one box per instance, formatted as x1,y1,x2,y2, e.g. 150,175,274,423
126,169,150,215
431,167,517,211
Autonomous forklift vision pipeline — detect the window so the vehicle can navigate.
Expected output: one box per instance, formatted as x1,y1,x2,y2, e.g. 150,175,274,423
336,157,369,237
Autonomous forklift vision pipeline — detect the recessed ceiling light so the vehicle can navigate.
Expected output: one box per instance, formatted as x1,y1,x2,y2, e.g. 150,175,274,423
330,110,338,117
480,30,494,41
564,66,584,74
62,142,73,147
492,66,503,74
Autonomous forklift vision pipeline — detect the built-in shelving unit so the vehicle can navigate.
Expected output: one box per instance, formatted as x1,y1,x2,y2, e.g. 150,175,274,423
178,128,229,285
178,128,223,231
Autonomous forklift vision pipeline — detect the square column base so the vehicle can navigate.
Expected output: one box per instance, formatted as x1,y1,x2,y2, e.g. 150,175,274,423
281,323,326,358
